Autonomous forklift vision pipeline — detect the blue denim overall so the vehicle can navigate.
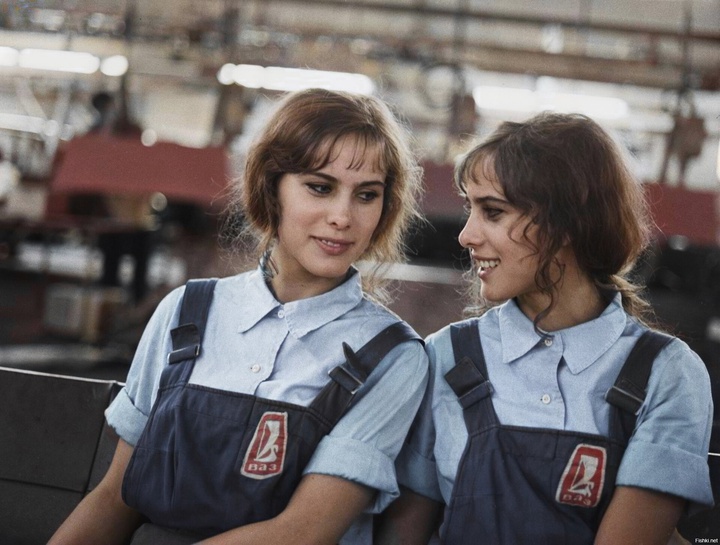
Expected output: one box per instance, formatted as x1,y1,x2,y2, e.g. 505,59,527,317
441,321,671,545
122,279,421,538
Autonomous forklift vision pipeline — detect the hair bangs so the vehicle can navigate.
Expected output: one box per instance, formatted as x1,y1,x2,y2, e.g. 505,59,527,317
455,146,497,196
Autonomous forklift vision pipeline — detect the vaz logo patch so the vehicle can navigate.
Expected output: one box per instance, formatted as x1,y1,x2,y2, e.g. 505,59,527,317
241,411,288,479
555,444,607,508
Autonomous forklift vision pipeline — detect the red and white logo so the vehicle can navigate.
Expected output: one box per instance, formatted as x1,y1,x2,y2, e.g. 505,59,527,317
555,444,607,508
241,411,288,480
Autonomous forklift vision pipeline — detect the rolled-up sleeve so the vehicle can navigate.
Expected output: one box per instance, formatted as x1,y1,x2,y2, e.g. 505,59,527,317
616,339,714,510
105,388,149,446
395,435,443,502
105,287,183,446
395,333,445,502
303,340,429,512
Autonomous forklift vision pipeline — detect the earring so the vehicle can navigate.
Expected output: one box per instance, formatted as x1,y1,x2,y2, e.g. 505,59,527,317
260,249,275,279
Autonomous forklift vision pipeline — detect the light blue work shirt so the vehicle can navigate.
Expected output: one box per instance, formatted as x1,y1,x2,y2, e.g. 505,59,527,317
106,267,429,544
397,294,714,516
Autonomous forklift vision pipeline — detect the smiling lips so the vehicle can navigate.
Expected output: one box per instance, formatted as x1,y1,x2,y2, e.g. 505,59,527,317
476,258,500,272
315,237,352,255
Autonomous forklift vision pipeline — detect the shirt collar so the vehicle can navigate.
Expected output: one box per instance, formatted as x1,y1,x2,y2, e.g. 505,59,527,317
498,301,543,364
234,266,364,338
498,292,627,374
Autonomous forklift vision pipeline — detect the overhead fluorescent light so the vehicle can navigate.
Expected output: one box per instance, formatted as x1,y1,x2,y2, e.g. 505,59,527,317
0,47,19,67
473,86,536,112
0,47,124,76
217,63,235,85
473,85,629,120
18,49,100,74
100,55,129,77
232,64,265,88
0,113,49,134
217,63,375,95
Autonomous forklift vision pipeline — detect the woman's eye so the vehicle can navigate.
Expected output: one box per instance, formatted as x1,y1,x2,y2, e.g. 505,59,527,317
357,190,380,203
484,207,503,219
306,183,331,195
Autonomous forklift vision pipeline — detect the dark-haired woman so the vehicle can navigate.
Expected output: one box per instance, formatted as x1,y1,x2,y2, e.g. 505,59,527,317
377,112,713,545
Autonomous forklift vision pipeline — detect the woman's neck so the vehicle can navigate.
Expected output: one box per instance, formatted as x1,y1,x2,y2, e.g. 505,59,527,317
517,257,605,333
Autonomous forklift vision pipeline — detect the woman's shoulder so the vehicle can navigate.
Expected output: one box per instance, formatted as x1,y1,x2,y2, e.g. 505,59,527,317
424,317,482,367
147,272,258,328
655,332,708,378
352,294,411,328
213,269,257,291
144,282,186,328
425,309,500,347
205,270,267,307
627,319,703,362
628,322,711,391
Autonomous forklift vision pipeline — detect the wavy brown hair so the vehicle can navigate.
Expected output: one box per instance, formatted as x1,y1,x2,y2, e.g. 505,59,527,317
455,112,654,324
223,88,423,300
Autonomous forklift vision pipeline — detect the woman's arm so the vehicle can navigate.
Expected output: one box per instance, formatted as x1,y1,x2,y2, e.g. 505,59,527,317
198,473,374,545
595,486,685,545
596,339,713,545
48,439,144,545
375,487,443,545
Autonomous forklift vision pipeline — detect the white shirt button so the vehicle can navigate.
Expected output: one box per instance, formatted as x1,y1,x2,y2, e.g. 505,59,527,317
541,394,551,404
277,309,285,319
543,337,553,347
250,364,261,373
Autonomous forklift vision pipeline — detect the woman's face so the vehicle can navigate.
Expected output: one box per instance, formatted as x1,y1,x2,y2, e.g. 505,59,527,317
271,136,386,301
458,163,545,309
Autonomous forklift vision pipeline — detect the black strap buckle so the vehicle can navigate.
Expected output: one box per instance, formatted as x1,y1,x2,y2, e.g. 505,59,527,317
331,342,366,394
167,344,200,364
605,383,645,414
329,364,363,394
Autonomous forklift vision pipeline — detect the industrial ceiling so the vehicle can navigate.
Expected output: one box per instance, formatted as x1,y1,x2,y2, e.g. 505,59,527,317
1,0,719,186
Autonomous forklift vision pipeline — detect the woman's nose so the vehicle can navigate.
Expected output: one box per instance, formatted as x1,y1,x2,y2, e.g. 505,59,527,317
458,215,480,249
328,198,352,229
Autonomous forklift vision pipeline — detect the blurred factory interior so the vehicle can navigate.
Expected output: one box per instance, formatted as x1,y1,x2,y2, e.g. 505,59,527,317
0,0,719,384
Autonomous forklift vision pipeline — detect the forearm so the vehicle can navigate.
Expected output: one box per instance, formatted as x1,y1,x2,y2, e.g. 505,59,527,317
198,515,332,545
198,474,374,545
49,439,142,545
595,486,685,545
48,484,143,545
375,488,442,545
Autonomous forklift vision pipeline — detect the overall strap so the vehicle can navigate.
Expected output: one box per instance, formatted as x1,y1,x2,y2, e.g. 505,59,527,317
606,330,673,439
445,321,495,411
166,279,219,384
309,321,422,427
